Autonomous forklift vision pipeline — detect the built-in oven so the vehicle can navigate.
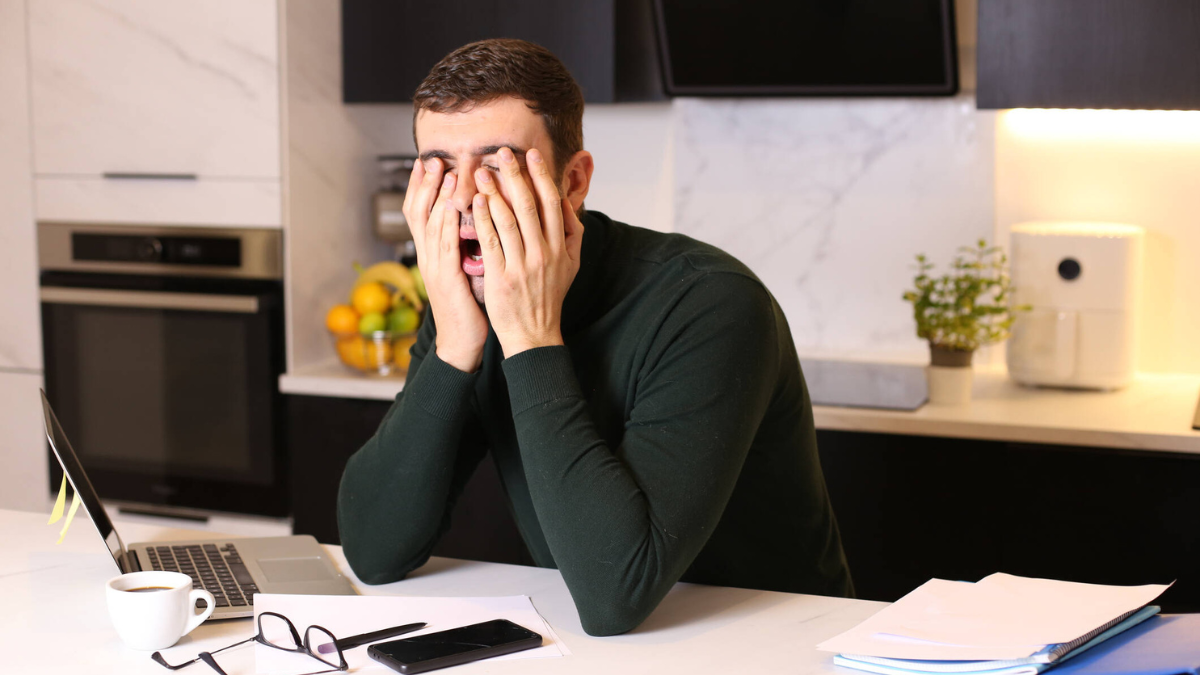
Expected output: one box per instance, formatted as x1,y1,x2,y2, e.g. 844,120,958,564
38,222,288,517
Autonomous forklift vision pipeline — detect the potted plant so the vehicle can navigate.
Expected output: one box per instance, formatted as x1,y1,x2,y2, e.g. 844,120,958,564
902,240,1027,405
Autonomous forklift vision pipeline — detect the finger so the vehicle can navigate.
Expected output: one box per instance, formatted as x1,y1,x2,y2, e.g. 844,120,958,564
425,172,455,262
439,197,462,270
471,192,505,275
497,147,543,253
475,167,524,260
526,148,565,251
562,199,585,263
414,158,444,223
406,160,430,252
402,157,425,216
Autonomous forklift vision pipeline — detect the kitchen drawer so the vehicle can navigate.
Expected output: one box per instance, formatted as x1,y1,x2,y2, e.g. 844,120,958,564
35,176,282,228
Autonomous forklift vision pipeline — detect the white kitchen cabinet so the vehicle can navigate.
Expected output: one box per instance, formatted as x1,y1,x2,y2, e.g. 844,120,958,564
28,0,282,226
0,371,50,512
0,0,43,371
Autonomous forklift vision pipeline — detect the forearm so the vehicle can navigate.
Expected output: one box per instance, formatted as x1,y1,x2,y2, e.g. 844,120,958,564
337,350,482,584
503,348,751,636
501,275,780,635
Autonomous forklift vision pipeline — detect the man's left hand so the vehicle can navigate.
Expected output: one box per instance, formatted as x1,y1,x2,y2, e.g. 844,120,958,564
472,147,584,358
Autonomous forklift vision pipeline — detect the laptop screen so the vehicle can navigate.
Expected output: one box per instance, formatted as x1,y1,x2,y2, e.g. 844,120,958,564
40,390,128,573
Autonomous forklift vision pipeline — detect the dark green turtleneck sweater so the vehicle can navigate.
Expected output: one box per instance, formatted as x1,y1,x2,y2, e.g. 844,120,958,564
337,211,853,636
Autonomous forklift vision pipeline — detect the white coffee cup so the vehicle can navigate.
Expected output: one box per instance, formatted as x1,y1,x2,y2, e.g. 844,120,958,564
106,570,215,651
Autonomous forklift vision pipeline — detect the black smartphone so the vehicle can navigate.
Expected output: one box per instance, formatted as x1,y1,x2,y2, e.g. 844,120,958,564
367,619,543,674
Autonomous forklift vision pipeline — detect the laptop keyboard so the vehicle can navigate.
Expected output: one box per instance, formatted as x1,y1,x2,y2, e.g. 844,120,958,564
145,543,260,609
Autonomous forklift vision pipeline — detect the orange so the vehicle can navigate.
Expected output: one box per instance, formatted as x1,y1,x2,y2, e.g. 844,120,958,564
351,282,392,315
325,304,359,334
335,335,367,370
393,334,418,371
363,336,394,369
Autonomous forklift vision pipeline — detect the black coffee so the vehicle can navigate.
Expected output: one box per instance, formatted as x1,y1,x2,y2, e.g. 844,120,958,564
126,586,173,593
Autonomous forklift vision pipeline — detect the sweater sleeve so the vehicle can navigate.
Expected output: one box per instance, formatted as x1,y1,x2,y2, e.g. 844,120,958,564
501,273,782,636
337,313,489,584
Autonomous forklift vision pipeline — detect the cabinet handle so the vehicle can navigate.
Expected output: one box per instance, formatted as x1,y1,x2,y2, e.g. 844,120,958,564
41,287,259,313
102,172,198,181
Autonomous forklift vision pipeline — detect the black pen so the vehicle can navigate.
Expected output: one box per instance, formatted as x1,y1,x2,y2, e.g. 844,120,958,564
317,622,427,654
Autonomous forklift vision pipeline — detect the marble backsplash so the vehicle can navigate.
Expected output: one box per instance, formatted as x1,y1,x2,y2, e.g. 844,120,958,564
672,96,996,363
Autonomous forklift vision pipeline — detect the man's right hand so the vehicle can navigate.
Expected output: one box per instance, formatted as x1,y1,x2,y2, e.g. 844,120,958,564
403,158,489,373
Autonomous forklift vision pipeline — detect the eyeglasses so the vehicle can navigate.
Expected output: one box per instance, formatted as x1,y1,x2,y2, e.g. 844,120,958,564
152,611,348,675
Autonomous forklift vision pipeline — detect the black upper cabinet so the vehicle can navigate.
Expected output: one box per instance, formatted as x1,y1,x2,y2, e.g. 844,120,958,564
978,0,1200,110
342,0,664,103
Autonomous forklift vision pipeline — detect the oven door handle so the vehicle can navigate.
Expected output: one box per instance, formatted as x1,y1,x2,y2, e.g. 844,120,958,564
40,287,260,314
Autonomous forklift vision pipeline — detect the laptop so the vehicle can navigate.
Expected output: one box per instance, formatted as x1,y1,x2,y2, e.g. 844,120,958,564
40,390,357,619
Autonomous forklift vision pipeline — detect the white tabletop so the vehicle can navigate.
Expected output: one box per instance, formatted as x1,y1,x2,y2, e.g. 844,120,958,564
1,508,883,674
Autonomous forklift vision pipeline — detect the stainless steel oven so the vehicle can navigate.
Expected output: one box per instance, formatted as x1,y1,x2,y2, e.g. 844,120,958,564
39,222,288,517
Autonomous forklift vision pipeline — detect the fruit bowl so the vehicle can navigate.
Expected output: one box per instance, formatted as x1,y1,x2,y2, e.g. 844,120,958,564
325,260,427,377
332,331,418,376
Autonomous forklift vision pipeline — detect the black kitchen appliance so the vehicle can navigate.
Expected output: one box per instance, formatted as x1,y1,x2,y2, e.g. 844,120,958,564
38,222,288,517
653,0,958,96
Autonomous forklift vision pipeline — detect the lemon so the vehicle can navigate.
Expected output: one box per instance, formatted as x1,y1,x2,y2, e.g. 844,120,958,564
388,305,421,333
358,312,387,335
325,304,359,334
351,281,392,315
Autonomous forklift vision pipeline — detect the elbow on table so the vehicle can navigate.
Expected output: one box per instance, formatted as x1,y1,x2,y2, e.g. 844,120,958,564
340,542,415,586
575,596,658,637
337,515,424,586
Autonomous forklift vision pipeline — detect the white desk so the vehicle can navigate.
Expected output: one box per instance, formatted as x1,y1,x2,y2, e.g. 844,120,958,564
1,508,883,674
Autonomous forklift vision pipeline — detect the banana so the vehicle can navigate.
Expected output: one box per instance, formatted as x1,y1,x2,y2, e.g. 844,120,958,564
353,261,424,312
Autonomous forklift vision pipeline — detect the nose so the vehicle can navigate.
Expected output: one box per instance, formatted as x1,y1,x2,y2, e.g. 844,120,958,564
451,167,477,214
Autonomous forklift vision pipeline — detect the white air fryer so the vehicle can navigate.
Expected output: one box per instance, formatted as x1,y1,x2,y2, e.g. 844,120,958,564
1006,222,1144,390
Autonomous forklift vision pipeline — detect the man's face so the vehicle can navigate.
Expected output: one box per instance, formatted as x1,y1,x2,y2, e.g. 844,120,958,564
414,97,558,305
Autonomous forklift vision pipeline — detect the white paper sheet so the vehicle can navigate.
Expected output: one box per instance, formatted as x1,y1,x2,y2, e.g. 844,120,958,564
253,594,568,674
816,574,1170,661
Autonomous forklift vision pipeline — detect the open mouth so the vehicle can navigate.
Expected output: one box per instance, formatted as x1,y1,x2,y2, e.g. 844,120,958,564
459,231,484,276
461,238,482,261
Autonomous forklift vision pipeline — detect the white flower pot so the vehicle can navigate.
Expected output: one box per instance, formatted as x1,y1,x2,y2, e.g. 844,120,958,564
926,365,974,406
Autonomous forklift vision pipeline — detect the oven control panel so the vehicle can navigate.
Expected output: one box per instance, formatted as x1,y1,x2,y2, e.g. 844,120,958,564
72,233,241,267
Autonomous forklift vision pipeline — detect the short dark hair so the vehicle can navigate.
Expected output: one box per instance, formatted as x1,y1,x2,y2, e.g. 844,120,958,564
413,39,584,176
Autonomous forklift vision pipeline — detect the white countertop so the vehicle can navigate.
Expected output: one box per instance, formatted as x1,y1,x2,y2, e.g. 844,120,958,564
279,359,404,401
1,507,882,674
814,368,1200,454
279,362,1200,454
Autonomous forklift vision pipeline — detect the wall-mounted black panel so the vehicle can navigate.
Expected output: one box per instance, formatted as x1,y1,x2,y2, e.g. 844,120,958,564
978,0,1200,110
342,0,663,103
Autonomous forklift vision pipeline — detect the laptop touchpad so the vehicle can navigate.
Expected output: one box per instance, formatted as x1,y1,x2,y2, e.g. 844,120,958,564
258,558,335,583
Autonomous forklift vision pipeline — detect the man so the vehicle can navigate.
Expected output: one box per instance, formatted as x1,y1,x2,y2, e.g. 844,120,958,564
338,38,852,637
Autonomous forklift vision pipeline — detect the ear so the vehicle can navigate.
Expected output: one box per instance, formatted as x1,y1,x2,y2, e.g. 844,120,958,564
559,150,594,211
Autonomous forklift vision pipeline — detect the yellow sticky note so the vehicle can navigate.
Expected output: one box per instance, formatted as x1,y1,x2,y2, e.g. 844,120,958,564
56,491,82,545
48,475,67,524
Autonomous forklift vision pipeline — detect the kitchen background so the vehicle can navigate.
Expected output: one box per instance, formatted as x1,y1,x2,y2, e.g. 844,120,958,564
2,0,1199,545
285,0,1200,381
